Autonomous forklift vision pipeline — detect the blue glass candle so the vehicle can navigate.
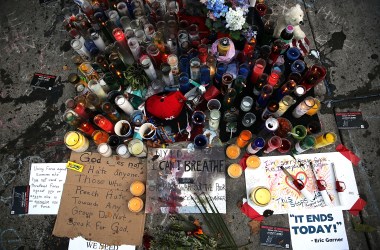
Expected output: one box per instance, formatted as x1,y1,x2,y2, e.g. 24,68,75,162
238,63,250,79
194,134,208,149
291,60,306,74
286,47,301,61
246,137,265,154
214,63,228,88
179,73,192,94
179,55,190,75
84,39,99,57
256,84,273,110
200,65,211,88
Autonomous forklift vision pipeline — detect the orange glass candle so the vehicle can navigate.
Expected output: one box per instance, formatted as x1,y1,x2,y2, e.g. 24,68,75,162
128,197,144,213
130,181,145,196
246,155,261,169
92,130,110,145
226,144,241,159
227,163,243,178
236,130,252,148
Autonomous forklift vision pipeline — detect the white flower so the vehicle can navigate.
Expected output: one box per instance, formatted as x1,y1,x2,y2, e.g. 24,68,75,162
225,7,246,31
200,0,208,4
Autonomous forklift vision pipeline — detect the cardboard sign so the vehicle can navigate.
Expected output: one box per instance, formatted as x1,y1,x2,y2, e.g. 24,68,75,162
30,73,56,90
245,152,360,214
28,163,67,215
53,152,146,246
335,112,367,129
69,237,135,250
260,225,291,248
145,147,226,213
288,209,349,250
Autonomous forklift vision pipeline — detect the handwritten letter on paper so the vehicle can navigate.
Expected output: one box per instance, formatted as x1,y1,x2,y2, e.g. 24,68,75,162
53,152,146,246
29,163,67,215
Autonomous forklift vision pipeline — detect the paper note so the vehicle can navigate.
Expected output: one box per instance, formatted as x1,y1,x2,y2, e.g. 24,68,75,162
28,163,67,215
69,237,135,250
244,152,360,214
53,152,146,246
288,209,349,250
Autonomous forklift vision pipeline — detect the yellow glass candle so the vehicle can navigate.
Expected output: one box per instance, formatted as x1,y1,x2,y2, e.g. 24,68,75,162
128,197,144,213
314,132,337,149
130,181,145,196
226,144,241,159
246,155,261,169
227,163,243,178
217,38,230,56
64,131,89,152
306,98,321,116
250,186,271,206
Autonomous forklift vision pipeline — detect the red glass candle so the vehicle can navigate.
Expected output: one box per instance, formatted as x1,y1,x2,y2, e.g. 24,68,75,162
147,44,162,68
243,37,256,57
74,102,89,120
267,70,280,87
251,58,266,84
93,114,114,134
78,121,96,136
268,40,285,66
198,44,208,64
263,136,282,153
300,64,327,92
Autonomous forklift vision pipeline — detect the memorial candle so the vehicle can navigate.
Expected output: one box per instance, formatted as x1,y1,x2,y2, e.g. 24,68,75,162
130,181,145,196
263,136,282,153
314,132,337,149
128,197,144,212
64,131,90,152
300,64,327,92
292,96,315,118
97,143,113,157
273,95,296,117
226,144,241,159
112,28,135,66
93,114,114,134
77,121,95,136
251,58,266,84
227,163,243,178
246,155,261,169
115,95,135,115
88,79,107,100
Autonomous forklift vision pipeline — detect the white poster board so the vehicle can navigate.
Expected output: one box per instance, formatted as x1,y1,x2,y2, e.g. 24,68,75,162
288,209,349,250
28,163,67,214
245,152,359,214
68,237,135,250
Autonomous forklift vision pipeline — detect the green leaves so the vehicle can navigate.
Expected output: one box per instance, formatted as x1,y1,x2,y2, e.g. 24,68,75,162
123,64,149,91
229,30,242,41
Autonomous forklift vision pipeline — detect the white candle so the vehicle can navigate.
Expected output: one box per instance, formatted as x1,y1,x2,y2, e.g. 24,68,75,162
274,95,295,117
97,143,112,157
116,144,131,158
88,79,108,100
115,95,134,115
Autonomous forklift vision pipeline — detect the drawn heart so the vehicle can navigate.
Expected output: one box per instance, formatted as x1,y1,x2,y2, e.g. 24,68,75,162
285,171,308,194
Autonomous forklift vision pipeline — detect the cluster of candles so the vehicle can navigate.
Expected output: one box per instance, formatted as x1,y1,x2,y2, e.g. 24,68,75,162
61,0,336,162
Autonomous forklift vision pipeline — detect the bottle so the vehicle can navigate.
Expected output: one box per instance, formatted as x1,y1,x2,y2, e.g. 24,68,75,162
292,135,316,155
280,25,294,44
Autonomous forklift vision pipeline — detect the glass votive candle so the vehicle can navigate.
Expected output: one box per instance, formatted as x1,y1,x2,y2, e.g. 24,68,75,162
107,135,121,149
251,58,267,84
291,59,306,74
128,197,144,213
236,130,252,148
194,134,208,149
291,125,307,140
246,155,261,169
207,99,221,111
240,96,254,112
227,163,243,178
192,111,206,125
246,137,265,154
221,73,234,95
277,138,292,153
274,118,293,138
307,120,322,134
97,143,112,157
306,98,321,116
190,57,201,81
116,144,131,158
92,130,110,145
130,181,145,196
292,96,315,118
64,131,90,152
226,144,241,159
250,186,271,206
263,136,282,154
242,112,256,127
128,139,147,157
223,88,237,109
314,132,337,149
209,110,221,131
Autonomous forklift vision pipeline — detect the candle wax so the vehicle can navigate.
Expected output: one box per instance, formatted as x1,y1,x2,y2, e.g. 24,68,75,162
250,187,271,206
226,144,240,159
246,155,261,169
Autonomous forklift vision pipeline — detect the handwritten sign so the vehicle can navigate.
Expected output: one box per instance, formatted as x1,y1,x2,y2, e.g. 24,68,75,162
288,209,349,250
245,152,360,214
28,163,67,215
53,152,146,246
69,237,135,250
145,147,226,213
